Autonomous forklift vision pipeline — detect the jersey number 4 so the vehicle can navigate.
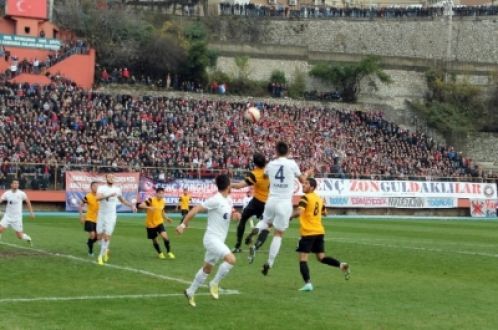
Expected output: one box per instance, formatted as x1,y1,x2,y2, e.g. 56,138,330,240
275,165,285,183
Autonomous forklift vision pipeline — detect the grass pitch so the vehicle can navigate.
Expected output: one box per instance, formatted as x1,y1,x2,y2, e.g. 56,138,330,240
1,214,497,330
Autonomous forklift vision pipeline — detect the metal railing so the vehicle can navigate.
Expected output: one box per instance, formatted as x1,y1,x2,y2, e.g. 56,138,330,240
0,162,495,191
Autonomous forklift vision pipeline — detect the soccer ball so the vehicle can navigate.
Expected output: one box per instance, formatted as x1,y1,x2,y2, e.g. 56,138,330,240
244,107,261,123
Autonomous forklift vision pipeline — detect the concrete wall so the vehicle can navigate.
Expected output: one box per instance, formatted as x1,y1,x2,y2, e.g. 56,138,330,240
205,16,498,67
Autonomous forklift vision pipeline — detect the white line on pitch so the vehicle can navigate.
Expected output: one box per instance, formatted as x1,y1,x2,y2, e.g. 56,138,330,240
0,292,239,304
183,224,498,259
0,241,240,293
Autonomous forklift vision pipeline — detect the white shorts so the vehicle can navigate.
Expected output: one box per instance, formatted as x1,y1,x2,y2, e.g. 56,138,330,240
203,236,231,265
96,213,117,235
261,198,293,231
0,215,23,232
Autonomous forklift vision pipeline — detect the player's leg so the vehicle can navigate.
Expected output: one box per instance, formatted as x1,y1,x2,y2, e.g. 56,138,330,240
296,236,314,291
252,201,270,251
316,239,351,281
299,253,313,291
12,220,31,246
245,200,274,246
262,200,292,275
185,244,216,308
209,244,236,299
180,210,188,224
97,218,114,264
184,261,212,307
147,226,163,258
232,202,255,252
86,222,97,256
96,217,105,264
159,228,175,258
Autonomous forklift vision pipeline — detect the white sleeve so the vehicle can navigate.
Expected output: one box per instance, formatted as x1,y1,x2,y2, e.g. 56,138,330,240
117,188,123,198
0,192,6,202
293,161,302,177
22,192,27,200
202,196,220,210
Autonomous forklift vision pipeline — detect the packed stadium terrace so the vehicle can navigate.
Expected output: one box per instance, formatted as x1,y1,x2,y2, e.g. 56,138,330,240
0,80,480,189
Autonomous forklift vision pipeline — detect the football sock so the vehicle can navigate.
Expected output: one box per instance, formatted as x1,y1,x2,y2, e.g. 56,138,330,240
212,262,234,285
321,256,340,267
99,240,108,257
300,261,311,283
162,239,170,253
152,241,161,254
87,239,95,254
268,236,282,267
255,229,270,250
186,268,209,296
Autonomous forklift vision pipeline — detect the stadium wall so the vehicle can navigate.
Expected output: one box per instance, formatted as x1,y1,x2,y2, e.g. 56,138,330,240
204,16,498,66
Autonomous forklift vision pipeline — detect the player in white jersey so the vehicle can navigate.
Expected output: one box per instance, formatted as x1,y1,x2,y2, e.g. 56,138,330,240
95,174,137,265
0,180,35,245
176,174,241,307
247,141,309,276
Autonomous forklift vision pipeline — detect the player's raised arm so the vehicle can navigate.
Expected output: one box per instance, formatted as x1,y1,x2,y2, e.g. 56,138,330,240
298,168,313,184
138,198,152,210
231,180,249,189
290,195,307,219
118,195,137,212
176,204,207,234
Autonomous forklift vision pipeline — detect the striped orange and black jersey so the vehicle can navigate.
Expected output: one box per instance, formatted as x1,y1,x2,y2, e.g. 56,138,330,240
82,193,99,222
179,195,191,210
298,192,326,236
244,167,269,203
145,197,166,228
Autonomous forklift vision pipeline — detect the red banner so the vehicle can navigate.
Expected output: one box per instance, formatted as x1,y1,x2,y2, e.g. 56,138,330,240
6,0,48,20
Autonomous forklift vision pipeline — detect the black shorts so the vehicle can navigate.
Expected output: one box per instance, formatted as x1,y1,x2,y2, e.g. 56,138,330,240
84,221,97,232
181,209,189,216
296,235,325,254
241,198,265,221
146,224,166,239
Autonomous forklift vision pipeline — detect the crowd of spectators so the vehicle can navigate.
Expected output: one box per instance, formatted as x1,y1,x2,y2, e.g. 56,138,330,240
218,3,498,19
0,80,485,189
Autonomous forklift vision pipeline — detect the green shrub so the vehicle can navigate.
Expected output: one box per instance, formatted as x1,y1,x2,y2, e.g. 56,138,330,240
270,70,287,84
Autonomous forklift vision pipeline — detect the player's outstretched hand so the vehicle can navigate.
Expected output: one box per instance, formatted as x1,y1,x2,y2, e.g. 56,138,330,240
79,214,85,224
166,217,174,224
131,205,137,213
176,224,186,235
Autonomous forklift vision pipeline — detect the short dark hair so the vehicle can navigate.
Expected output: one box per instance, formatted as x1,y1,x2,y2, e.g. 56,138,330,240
253,153,266,168
307,178,317,189
215,174,230,191
276,141,288,156
90,181,98,187
156,187,164,193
